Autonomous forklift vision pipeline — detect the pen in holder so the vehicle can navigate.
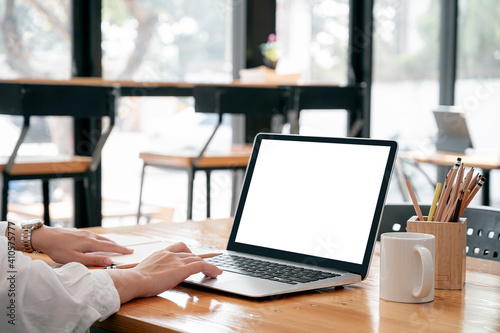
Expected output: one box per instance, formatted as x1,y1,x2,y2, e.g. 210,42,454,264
407,216,467,290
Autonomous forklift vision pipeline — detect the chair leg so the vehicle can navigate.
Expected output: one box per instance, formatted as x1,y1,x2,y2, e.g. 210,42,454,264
231,169,243,216
1,177,8,221
482,170,490,206
187,167,194,220
206,170,211,218
42,180,51,226
83,176,95,228
137,164,147,224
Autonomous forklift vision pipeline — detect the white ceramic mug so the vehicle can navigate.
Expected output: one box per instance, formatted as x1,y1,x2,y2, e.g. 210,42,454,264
380,232,435,303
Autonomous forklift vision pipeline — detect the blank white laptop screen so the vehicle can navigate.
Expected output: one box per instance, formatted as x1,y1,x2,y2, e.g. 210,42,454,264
234,139,391,265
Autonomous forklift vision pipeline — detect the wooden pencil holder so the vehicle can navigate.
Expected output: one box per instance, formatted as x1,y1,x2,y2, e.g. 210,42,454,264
407,216,467,290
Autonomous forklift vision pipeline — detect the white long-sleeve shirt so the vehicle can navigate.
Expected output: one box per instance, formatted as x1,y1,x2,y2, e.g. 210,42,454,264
0,222,120,333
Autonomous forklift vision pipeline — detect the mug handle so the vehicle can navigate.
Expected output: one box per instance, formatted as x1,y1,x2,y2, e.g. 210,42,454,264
412,245,434,298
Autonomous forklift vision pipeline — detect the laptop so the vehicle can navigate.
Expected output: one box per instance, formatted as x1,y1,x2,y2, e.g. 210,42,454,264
433,107,473,153
184,133,398,297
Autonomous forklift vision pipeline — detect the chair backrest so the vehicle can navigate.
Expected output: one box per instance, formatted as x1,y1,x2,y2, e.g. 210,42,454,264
379,203,500,261
287,85,365,137
193,85,289,146
461,206,500,261
193,85,289,117
0,82,117,118
289,85,360,111
0,82,118,173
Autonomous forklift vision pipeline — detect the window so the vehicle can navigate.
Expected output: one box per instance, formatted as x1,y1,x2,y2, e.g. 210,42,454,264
275,0,350,137
0,0,71,79
456,0,500,152
371,0,441,202
455,0,500,206
100,1,234,224
0,0,72,226
101,0,232,82
276,0,349,85
372,0,440,144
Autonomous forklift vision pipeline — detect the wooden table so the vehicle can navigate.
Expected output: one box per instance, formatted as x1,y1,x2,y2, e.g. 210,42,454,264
73,219,500,333
401,150,500,205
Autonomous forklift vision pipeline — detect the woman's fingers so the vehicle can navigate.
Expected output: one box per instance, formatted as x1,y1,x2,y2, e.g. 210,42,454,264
166,242,193,253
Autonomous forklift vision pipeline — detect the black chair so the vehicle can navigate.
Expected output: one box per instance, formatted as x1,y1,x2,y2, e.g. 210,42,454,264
378,203,500,261
137,85,289,222
0,82,117,227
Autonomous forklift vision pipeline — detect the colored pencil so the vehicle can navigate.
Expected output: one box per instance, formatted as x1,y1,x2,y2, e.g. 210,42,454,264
460,175,486,216
435,158,461,221
460,167,474,192
434,169,451,221
427,182,442,222
450,190,464,222
406,177,424,221
442,164,464,221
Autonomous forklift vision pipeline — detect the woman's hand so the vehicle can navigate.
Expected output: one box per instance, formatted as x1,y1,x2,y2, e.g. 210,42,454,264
32,226,134,266
106,242,223,304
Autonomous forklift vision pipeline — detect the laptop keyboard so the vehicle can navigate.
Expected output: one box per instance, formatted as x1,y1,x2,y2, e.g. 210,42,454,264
206,254,340,285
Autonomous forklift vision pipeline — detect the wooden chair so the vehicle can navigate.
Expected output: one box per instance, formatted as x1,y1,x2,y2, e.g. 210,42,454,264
137,85,289,222
378,203,500,261
0,82,117,227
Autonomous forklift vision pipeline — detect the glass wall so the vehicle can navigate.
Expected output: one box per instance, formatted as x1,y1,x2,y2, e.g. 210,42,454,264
371,0,440,202
0,0,71,79
0,0,72,226
275,0,350,138
276,0,349,85
455,0,500,206
100,0,234,224
101,0,232,82
456,0,500,151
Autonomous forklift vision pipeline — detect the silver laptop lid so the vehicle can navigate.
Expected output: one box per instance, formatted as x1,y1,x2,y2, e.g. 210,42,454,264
227,134,398,279
433,106,473,153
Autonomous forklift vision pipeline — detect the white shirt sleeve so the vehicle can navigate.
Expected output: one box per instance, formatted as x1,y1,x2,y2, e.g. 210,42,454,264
0,222,120,333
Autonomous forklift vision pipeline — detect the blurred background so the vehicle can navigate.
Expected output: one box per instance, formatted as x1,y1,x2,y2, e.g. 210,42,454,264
1,0,499,227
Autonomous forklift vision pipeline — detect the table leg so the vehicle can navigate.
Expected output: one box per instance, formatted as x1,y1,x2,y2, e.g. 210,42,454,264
42,180,51,226
1,177,8,221
206,170,211,218
187,167,194,220
482,170,490,206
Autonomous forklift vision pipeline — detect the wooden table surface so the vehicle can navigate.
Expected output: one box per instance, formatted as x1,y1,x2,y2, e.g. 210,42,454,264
0,77,195,87
399,149,500,205
0,77,343,88
139,145,252,168
0,155,91,175
401,150,500,170
78,219,500,333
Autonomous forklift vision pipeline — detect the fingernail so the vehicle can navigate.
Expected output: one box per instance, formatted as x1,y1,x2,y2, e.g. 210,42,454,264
104,258,112,266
